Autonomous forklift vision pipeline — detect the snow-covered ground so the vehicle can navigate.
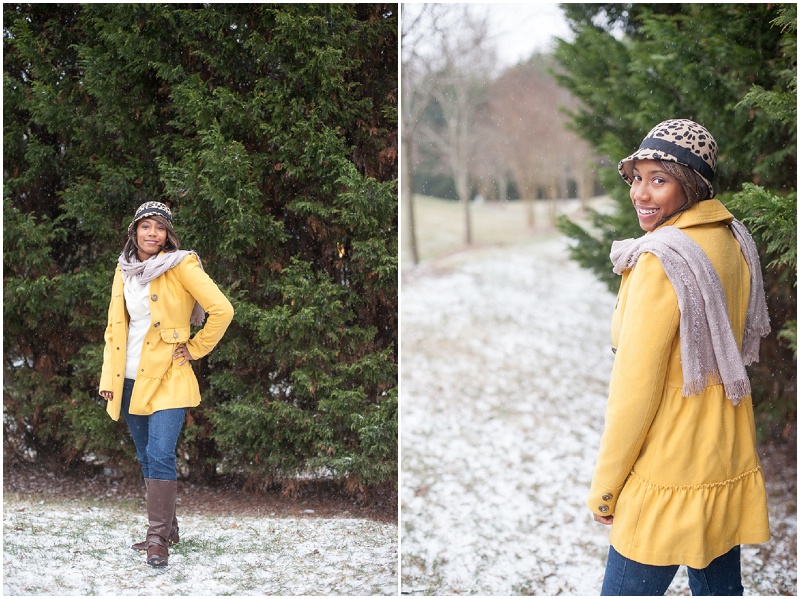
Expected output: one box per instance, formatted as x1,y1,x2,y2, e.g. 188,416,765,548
400,234,797,595
4,494,397,595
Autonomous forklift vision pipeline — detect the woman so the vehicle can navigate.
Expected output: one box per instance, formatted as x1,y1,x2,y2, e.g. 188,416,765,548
588,119,771,595
99,200,234,567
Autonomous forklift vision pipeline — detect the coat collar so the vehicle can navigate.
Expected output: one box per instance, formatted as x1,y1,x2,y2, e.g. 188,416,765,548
657,199,734,231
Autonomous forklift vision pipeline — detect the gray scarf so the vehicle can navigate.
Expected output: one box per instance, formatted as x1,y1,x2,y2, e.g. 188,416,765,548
610,220,770,404
118,250,206,326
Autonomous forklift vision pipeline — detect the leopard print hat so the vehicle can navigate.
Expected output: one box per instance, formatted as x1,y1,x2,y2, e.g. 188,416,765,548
127,201,173,235
618,119,718,198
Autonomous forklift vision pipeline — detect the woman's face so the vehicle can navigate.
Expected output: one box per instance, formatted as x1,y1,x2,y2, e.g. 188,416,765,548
136,218,167,261
630,159,688,232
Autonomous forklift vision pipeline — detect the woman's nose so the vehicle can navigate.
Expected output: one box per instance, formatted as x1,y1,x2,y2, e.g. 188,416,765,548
632,183,649,201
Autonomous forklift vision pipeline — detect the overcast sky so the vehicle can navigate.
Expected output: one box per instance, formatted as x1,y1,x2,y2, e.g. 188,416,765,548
477,3,573,66
402,3,574,69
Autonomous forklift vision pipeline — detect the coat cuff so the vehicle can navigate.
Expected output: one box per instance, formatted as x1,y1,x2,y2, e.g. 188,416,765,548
586,478,623,516
98,368,112,395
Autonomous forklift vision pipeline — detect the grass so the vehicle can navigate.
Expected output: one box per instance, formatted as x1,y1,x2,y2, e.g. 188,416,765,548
400,194,612,267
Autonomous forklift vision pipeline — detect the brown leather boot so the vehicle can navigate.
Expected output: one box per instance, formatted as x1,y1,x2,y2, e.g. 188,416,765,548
132,479,179,551
144,478,177,567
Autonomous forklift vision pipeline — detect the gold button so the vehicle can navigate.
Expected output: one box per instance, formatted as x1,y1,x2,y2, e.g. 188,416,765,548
151,294,158,301
602,494,613,501
598,505,609,513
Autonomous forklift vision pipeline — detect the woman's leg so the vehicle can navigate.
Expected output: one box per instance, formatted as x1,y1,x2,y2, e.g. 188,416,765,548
686,546,743,596
120,379,150,478
129,405,185,553
145,407,186,480
601,545,679,596
143,407,185,567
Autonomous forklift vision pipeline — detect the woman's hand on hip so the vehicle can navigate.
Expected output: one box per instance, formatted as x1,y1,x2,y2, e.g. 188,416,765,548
173,343,194,366
100,390,113,401
594,513,614,526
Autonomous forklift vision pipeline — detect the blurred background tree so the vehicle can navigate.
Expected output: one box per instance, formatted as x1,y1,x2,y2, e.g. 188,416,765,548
401,4,598,264
3,3,397,498
554,3,796,442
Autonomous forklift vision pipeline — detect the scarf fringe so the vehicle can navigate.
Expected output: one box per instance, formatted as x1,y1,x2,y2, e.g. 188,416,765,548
683,373,751,406
724,379,752,405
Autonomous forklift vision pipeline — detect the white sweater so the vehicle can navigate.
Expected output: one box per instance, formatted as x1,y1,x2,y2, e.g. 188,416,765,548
122,274,152,380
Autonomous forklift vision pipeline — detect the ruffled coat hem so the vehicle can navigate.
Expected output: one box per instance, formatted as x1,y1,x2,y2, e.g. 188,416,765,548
608,465,770,569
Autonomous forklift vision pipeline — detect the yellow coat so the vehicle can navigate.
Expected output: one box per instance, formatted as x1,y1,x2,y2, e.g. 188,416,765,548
587,200,770,568
99,252,234,420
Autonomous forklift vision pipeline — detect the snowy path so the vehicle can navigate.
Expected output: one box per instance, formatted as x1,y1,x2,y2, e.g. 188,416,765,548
4,495,397,595
400,236,796,595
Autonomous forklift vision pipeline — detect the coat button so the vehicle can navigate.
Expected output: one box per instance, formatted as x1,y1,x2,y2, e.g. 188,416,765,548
598,505,609,513
602,494,613,501
151,294,158,301
173,332,179,339
154,322,160,328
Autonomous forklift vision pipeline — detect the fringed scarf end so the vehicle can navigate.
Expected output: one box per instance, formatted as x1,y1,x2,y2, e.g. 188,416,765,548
683,371,722,398
723,379,752,406
190,302,206,326
682,372,750,406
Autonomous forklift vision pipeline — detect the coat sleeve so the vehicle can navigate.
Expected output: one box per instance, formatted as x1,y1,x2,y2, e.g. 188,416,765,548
587,252,681,517
98,269,120,395
178,254,234,360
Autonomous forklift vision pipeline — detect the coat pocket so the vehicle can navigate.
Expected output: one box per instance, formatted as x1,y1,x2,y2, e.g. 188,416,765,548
159,326,191,345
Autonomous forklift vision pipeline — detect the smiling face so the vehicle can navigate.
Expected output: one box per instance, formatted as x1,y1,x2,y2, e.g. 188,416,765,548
630,160,688,232
135,218,168,261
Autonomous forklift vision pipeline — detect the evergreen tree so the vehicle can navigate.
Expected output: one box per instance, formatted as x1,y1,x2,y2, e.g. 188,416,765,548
4,4,398,493
554,3,796,439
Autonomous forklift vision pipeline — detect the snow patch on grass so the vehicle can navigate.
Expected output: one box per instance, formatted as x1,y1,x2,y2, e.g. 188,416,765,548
400,236,796,595
4,495,397,596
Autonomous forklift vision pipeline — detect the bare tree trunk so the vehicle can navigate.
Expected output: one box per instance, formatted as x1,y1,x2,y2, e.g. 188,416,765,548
401,129,420,265
580,169,590,210
526,195,535,228
498,175,508,202
458,113,473,245
548,175,559,224
455,167,473,245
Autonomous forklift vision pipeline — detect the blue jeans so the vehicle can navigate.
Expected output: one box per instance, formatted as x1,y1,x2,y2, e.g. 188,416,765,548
601,545,743,596
121,378,186,481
